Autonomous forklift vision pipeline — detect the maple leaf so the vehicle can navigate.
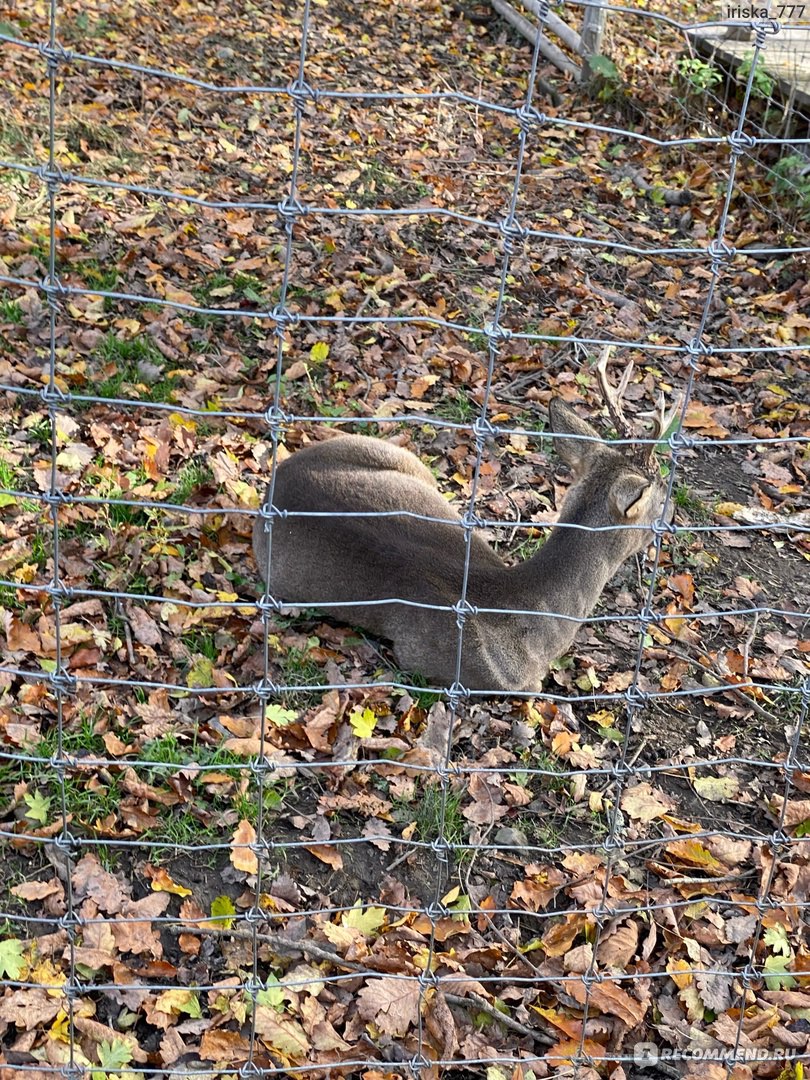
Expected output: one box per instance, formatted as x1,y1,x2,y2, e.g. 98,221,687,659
0,938,25,979
349,706,377,739
357,976,421,1037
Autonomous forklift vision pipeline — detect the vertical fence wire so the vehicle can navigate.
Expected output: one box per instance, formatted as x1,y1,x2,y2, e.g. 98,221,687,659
0,0,808,1077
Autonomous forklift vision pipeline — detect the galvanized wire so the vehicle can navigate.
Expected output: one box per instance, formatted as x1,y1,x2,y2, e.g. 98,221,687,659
0,1,808,1077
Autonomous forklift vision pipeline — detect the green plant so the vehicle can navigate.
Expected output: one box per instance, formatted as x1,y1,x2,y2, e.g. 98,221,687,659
738,52,775,99
0,292,23,323
771,155,810,220
676,56,722,93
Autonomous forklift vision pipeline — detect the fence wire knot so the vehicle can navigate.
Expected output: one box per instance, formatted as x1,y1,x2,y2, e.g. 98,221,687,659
238,1060,264,1080
499,216,528,255
263,402,291,431
483,321,512,353
800,675,810,703
276,195,305,230
40,273,69,308
418,967,440,989
446,680,470,705
256,593,284,620
40,383,71,407
35,161,69,190
668,428,694,452
60,1064,85,1080
49,667,77,695
516,104,546,133
254,677,281,701
38,40,73,68
287,77,320,112
753,18,780,44
408,1053,430,1078
685,336,711,369
472,414,496,442
727,130,757,156
708,237,735,261
426,898,451,919
452,599,478,628
270,303,299,332
624,684,649,709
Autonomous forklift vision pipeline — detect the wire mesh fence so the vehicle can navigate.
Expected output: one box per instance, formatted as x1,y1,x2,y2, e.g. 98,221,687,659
0,0,809,1076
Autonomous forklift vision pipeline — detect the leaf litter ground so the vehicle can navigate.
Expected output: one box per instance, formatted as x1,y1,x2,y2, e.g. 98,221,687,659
0,0,809,1076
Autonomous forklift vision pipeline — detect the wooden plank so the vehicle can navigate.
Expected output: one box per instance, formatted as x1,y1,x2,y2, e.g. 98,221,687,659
690,25,810,107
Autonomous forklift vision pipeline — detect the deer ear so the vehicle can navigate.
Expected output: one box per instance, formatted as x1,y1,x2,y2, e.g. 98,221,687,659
610,474,655,520
548,399,605,473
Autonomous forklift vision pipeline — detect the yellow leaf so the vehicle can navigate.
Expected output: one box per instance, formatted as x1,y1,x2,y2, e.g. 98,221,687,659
149,867,192,897
310,341,329,363
50,1010,71,1043
349,706,377,739
342,902,386,937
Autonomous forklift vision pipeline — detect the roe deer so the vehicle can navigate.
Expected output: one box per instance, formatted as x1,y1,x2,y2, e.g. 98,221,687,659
254,359,679,693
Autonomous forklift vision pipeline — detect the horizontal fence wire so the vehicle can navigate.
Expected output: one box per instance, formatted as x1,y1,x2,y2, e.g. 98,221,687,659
0,0,809,1077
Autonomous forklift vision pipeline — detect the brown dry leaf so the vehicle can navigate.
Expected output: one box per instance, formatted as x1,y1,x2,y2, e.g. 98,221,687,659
199,1029,251,1062
511,864,567,911
596,920,640,969
462,772,508,825
564,975,647,1027
6,616,40,653
621,782,674,822
230,819,258,875
72,854,126,914
127,605,162,647
0,988,63,1029
303,689,340,751
541,913,588,958
305,844,344,871
768,795,810,830
10,878,63,902
425,991,459,1057
110,893,170,957
357,976,421,1037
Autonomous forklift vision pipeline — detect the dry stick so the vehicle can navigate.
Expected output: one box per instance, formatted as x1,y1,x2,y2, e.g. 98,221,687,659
169,925,557,1045
444,991,555,1046
488,0,582,80
653,623,782,726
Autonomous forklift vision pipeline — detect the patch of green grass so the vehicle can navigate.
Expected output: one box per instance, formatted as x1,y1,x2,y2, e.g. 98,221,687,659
0,458,16,490
92,332,176,403
76,258,120,293
674,484,710,521
0,292,23,323
175,460,214,503
183,630,219,662
433,391,477,425
276,638,327,707
0,584,25,610
399,780,465,856
508,531,547,562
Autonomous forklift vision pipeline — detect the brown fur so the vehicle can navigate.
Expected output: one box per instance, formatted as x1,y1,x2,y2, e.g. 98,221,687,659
254,400,667,692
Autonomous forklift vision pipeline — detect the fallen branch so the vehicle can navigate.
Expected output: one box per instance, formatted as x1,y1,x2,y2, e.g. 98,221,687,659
489,0,582,80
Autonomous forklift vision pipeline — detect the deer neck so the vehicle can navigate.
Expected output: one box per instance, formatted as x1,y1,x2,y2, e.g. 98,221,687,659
508,523,627,644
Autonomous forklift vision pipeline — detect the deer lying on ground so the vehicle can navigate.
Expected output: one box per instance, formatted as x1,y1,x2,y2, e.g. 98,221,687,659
254,354,680,692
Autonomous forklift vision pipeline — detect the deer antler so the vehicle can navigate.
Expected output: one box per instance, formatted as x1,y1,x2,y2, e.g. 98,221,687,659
595,345,635,442
595,346,684,472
